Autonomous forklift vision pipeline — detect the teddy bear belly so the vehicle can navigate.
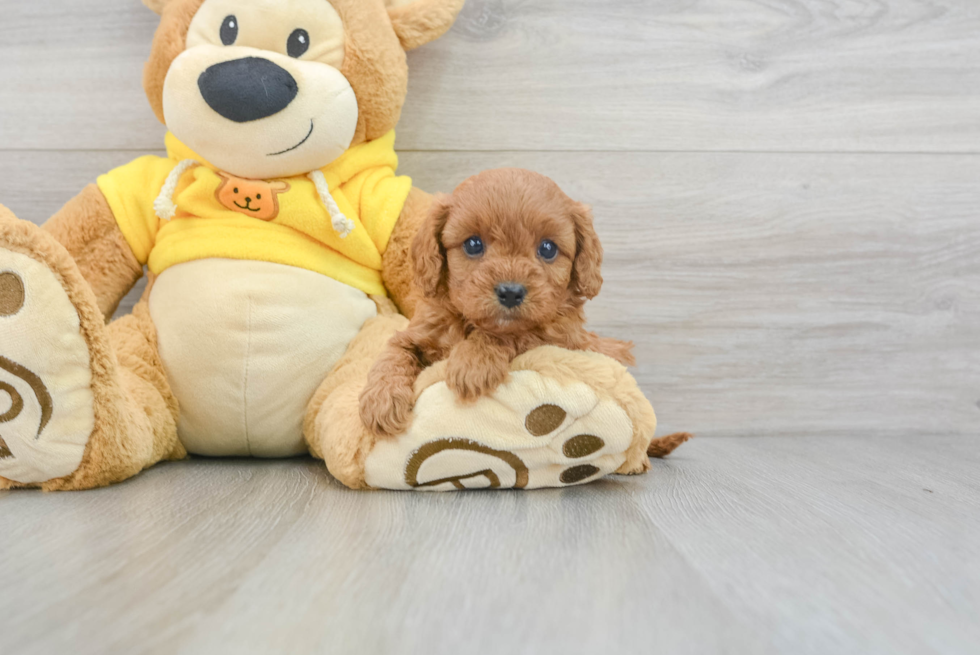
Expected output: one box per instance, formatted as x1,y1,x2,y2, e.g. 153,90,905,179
147,259,378,458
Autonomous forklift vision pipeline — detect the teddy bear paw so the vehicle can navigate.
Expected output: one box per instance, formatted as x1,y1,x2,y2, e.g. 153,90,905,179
363,369,639,490
0,220,96,486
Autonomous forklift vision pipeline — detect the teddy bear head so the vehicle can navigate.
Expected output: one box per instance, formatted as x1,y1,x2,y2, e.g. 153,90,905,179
142,0,465,179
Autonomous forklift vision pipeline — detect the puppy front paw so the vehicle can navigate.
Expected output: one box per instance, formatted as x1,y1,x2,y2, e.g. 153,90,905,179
359,379,416,438
445,356,509,402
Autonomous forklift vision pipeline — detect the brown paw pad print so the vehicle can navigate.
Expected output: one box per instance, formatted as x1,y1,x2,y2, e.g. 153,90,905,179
560,464,601,484
0,356,52,440
405,438,530,490
562,434,604,459
0,272,25,317
525,404,566,436
526,403,608,485
0,379,25,453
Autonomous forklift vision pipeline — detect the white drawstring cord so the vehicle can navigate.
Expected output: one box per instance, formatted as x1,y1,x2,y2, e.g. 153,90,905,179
154,163,354,239
309,170,355,239
153,159,200,220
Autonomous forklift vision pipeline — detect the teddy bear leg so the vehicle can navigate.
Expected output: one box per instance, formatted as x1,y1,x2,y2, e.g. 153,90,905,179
304,300,409,489
361,346,660,490
0,208,183,491
305,302,664,491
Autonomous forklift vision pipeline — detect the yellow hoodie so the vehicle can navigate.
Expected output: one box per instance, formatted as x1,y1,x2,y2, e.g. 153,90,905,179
97,131,412,296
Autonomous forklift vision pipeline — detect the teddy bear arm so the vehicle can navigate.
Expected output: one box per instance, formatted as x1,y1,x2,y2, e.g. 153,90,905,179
381,186,432,319
43,184,143,320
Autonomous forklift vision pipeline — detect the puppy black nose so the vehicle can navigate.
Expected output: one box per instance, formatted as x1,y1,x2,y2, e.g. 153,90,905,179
495,283,526,309
198,57,298,123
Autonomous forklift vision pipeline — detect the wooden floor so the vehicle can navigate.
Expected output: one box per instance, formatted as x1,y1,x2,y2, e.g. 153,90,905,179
1,436,978,654
1,1,978,653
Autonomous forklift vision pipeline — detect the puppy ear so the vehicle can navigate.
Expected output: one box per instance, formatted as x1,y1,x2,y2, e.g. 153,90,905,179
412,195,452,298
570,203,604,300
386,0,466,51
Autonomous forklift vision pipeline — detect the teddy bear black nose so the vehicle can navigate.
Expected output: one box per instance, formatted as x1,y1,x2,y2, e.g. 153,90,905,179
198,57,298,123
495,283,526,309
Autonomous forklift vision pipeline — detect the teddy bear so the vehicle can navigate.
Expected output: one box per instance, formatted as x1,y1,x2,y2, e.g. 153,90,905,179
0,0,679,492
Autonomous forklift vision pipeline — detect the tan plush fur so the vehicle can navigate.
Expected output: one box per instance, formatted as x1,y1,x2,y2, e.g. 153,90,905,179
144,0,208,124
381,186,432,316
387,0,466,51
360,169,635,437
0,210,184,492
142,0,171,14
304,304,408,489
333,0,411,145
43,184,143,320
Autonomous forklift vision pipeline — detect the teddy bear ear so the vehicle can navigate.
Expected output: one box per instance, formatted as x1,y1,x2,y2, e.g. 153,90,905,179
141,0,170,15
386,0,466,51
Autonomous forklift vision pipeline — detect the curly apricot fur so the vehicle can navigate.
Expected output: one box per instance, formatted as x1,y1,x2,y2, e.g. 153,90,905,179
360,169,635,436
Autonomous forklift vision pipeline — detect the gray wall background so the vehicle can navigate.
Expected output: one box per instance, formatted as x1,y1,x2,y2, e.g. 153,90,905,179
1,0,977,438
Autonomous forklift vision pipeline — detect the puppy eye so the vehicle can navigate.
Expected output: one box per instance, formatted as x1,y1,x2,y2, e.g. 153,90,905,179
288,29,311,58
538,239,559,262
463,236,485,258
220,16,238,46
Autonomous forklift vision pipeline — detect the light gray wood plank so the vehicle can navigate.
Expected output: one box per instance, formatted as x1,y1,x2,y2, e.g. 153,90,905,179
631,434,980,655
0,436,978,654
0,0,165,151
2,149,976,438
2,0,980,153
0,150,161,224
0,459,764,655
405,0,980,152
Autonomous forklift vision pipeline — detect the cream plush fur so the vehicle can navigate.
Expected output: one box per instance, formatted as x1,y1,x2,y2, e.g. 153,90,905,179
148,259,378,457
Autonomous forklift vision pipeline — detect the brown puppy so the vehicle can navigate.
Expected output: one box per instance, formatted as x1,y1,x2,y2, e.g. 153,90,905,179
360,168,635,437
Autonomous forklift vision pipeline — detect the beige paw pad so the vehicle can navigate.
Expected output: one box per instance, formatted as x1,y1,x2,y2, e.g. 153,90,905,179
364,370,635,491
0,247,94,484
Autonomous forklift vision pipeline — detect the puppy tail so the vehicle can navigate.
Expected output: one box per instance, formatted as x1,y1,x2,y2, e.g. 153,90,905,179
647,432,694,458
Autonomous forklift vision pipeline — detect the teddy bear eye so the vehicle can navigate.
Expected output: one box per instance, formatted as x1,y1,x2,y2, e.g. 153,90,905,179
538,239,559,262
233,187,239,194
220,16,238,46
256,194,262,200
287,29,311,58
463,236,484,258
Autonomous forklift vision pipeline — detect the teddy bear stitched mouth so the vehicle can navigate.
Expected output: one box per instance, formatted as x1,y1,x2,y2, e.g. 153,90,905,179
268,119,315,157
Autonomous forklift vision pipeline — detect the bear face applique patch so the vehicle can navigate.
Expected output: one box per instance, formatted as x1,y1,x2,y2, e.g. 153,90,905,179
216,172,290,221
